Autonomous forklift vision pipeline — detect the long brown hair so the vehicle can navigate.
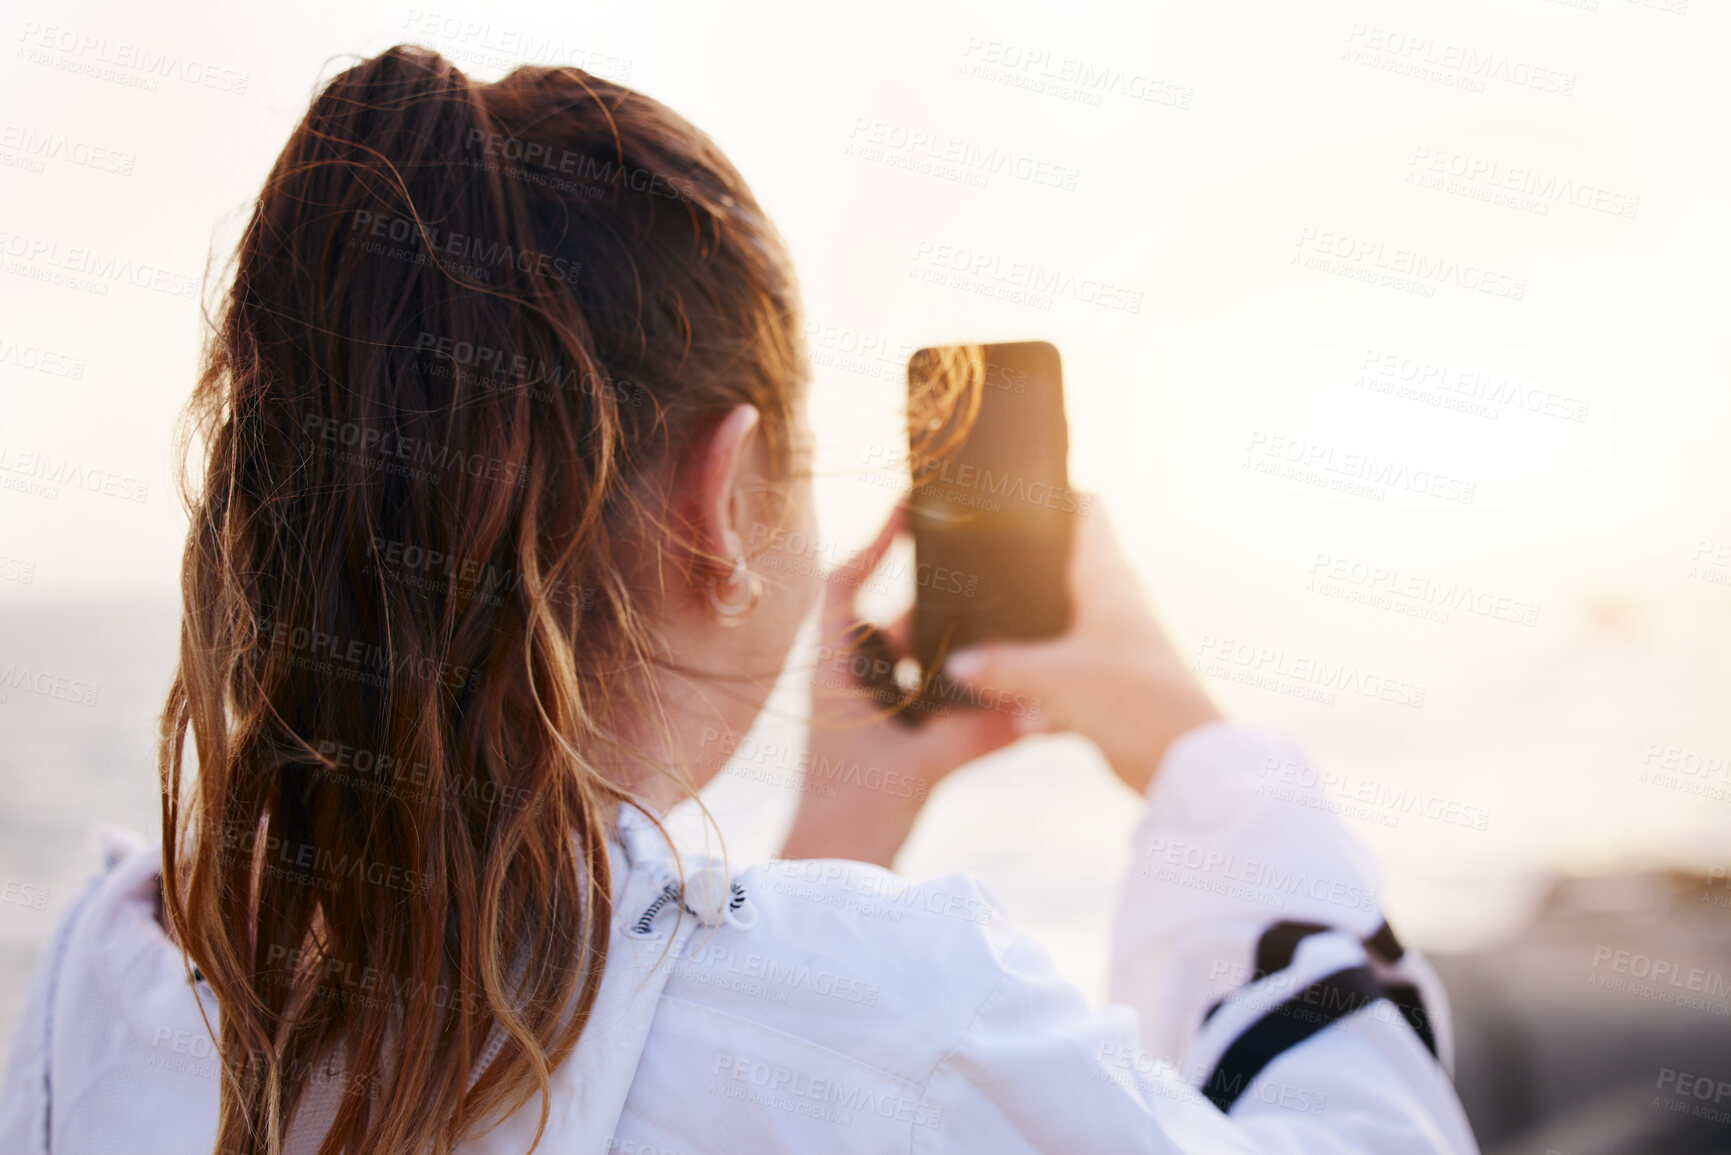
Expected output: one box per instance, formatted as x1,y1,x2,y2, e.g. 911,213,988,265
159,45,805,1154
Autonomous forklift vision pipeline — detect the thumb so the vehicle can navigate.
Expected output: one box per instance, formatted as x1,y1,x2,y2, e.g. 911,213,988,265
940,640,1062,735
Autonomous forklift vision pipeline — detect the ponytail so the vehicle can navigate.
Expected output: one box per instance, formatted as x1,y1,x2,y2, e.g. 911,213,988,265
161,45,805,1154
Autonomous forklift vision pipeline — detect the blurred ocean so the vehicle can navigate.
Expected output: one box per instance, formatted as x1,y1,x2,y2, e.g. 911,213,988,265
4,584,1730,1049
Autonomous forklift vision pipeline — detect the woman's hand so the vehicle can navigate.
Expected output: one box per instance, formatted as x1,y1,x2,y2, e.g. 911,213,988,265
779,509,1020,867
778,496,1221,866
940,499,1223,796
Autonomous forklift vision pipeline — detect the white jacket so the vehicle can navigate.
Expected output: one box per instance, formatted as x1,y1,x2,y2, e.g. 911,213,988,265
0,722,1479,1153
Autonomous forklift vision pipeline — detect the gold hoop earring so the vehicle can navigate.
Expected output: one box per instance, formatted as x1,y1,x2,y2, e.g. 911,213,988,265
706,556,763,626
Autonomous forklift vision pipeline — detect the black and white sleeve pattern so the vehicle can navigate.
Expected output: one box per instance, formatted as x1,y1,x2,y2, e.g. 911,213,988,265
1108,723,1478,1152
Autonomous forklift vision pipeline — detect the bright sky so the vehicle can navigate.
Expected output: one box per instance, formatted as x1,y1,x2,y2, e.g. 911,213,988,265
3,0,1730,965
4,0,1729,603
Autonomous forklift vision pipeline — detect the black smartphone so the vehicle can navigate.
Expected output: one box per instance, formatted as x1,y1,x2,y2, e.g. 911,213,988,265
906,340,1077,685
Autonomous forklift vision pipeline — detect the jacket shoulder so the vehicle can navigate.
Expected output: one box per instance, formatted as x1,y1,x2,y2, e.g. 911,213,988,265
654,858,1014,1085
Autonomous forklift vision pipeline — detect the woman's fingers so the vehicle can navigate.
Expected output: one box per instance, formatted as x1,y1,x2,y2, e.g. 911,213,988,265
941,637,1061,726
827,503,904,602
818,505,907,665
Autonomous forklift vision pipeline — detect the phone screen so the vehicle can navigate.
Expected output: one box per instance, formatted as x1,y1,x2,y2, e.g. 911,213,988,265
906,341,1076,680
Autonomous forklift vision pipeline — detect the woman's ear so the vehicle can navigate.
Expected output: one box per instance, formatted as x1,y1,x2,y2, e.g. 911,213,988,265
683,403,762,577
